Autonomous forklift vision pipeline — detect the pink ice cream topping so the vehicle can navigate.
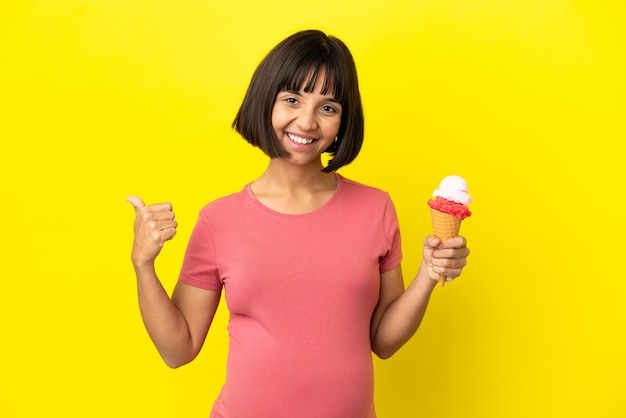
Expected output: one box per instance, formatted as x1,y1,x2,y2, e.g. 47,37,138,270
428,198,472,219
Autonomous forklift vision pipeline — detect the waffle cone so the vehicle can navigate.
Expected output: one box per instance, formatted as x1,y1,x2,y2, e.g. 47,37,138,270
430,208,463,286
430,208,462,240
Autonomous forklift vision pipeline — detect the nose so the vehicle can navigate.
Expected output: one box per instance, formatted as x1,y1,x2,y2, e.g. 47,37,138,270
296,106,318,131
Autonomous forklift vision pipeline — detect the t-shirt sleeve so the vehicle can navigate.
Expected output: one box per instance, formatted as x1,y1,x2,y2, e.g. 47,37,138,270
178,213,223,291
379,195,403,273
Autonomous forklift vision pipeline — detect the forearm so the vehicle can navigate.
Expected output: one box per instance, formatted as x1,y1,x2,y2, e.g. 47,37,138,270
372,262,436,358
134,262,195,368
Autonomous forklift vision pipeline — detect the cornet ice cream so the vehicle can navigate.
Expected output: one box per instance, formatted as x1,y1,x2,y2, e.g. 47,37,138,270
427,175,472,286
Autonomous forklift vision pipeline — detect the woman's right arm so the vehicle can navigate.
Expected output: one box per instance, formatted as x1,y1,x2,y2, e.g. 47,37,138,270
128,196,220,368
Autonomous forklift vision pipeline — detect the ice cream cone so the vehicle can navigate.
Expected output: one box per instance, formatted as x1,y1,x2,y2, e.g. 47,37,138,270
430,208,462,286
427,175,472,287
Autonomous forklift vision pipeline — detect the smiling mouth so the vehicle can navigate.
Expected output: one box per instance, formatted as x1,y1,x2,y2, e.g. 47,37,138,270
287,133,315,145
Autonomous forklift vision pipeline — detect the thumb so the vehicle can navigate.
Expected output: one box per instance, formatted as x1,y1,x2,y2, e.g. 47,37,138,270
126,195,145,214
424,235,442,249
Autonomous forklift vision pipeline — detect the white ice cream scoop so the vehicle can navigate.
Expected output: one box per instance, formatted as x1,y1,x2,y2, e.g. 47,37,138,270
433,175,472,205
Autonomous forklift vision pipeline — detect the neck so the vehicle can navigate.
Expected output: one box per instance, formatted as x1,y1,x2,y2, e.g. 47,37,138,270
249,158,338,214
256,158,335,192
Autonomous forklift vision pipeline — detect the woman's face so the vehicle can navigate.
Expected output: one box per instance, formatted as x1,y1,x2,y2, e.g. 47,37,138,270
271,67,342,167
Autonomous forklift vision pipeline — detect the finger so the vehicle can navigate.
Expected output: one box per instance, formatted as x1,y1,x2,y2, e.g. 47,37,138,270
149,224,177,246
143,210,176,221
136,202,174,218
126,196,145,214
152,219,178,232
145,202,173,213
432,264,463,279
433,246,470,262
160,226,177,242
430,255,467,277
439,236,467,249
137,200,175,218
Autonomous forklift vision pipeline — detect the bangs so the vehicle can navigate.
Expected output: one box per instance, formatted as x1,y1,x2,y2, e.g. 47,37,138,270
282,60,345,102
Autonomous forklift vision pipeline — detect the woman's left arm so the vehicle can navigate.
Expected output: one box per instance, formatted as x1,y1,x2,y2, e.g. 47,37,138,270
370,235,469,359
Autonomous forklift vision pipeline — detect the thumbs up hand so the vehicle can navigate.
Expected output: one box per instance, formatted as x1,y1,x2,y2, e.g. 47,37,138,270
127,196,178,267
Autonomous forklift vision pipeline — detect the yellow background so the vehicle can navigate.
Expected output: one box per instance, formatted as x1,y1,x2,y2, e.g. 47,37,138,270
1,1,624,417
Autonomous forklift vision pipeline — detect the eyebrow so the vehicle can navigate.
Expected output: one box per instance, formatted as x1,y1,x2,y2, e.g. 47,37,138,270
282,89,340,103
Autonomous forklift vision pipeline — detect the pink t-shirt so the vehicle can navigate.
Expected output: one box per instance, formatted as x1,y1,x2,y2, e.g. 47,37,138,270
179,174,402,418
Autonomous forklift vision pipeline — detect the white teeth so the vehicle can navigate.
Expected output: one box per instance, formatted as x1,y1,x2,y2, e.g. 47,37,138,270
288,133,314,144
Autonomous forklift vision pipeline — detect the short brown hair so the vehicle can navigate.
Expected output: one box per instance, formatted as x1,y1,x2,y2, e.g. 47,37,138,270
232,30,364,173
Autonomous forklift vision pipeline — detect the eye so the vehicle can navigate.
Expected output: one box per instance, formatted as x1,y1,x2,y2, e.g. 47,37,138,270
321,105,341,114
276,92,299,106
278,93,298,105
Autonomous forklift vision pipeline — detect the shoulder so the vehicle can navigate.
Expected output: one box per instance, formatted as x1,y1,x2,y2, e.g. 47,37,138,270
197,186,250,218
337,174,392,204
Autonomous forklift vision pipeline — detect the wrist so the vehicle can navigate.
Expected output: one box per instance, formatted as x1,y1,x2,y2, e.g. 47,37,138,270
132,258,156,276
415,261,438,291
